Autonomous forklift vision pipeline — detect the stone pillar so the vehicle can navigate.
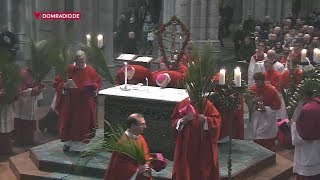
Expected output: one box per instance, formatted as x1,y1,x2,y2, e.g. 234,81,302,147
72,0,82,44
35,0,54,41
283,0,292,18
254,0,266,19
190,0,201,40
163,0,176,23
175,0,191,28
16,0,30,61
98,0,114,67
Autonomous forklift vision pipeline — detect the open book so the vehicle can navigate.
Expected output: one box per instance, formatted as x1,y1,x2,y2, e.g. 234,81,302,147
116,54,138,61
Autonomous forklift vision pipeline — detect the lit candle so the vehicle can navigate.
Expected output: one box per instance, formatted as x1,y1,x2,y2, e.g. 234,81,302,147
301,49,307,62
234,67,241,87
219,69,226,85
317,49,320,64
86,34,91,46
124,62,128,87
97,34,103,48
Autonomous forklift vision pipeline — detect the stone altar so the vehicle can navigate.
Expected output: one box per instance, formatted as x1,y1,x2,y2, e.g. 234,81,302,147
99,84,189,160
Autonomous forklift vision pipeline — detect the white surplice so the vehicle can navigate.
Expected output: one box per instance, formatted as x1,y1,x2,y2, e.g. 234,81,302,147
14,90,43,121
0,104,15,133
248,53,267,86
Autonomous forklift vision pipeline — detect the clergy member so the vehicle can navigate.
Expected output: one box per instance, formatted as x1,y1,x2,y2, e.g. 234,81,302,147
150,71,184,88
14,67,45,145
248,72,281,151
114,64,151,85
279,53,303,90
104,113,152,180
248,42,267,86
266,49,285,73
291,90,320,179
171,98,221,180
54,50,102,152
0,72,15,154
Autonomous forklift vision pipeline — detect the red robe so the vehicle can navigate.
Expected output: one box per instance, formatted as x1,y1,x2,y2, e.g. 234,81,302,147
212,72,244,140
280,69,303,90
54,64,101,142
104,134,151,180
248,83,281,151
114,65,151,85
263,69,282,92
171,98,221,180
150,70,185,88
295,97,320,180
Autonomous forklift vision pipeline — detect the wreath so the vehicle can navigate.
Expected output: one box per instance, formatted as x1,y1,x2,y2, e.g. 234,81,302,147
157,16,190,70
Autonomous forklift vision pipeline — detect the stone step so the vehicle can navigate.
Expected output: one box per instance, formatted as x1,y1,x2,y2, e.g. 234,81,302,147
246,154,293,180
9,152,102,180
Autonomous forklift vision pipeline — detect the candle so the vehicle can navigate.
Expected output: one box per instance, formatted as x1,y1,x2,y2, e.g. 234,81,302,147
289,58,293,70
146,77,149,86
219,69,226,85
86,34,91,46
124,62,128,87
234,67,241,87
301,49,307,62
317,49,320,64
97,34,103,48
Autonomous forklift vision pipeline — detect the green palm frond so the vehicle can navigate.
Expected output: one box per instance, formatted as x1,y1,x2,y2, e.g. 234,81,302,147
28,39,52,83
0,48,20,106
82,38,114,85
46,37,72,82
285,67,320,119
79,122,146,168
185,44,216,113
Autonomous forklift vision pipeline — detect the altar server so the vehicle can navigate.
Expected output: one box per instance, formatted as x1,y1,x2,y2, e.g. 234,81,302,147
291,95,320,180
54,50,101,152
114,64,151,85
0,72,15,154
248,72,281,151
14,67,45,145
171,98,221,180
248,43,267,86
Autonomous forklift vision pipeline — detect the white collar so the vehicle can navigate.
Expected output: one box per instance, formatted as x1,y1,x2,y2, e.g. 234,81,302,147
125,130,139,139
73,62,87,69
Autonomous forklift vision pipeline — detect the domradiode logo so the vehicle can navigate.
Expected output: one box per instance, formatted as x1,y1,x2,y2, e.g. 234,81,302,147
33,12,81,20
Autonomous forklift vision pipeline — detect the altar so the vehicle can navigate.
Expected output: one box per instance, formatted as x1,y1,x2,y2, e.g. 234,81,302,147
99,84,189,159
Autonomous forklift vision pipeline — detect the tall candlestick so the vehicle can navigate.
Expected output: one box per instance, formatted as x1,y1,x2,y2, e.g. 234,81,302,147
301,49,307,62
124,62,128,87
219,69,226,85
86,34,91,46
97,34,103,48
146,77,149,86
289,58,293,70
234,67,241,87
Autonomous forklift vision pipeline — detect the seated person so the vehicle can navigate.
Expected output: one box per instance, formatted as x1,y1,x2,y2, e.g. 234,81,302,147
115,65,151,85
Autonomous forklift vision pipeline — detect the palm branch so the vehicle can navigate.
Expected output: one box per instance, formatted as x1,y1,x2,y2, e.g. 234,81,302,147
79,122,147,167
27,40,52,83
0,48,20,106
286,67,320,119
46,37,72,82
82,38,114,85
185,44,216,113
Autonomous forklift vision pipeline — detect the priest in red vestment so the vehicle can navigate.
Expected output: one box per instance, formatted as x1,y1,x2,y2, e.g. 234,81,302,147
171,98,221,180
54,50,102,152
104,113,152,180
212,72,244,140
114,65,151,85
150,70,184,88
291,93,320,179
248,72,281,152
263,59,282,91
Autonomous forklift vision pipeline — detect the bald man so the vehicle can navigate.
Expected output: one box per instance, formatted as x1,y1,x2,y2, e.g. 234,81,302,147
267,49,285,73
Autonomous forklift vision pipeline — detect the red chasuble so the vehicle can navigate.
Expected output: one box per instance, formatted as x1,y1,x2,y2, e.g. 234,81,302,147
263,69,282,92
114,65,151,85
171,98,221,180
54,64,101,142
212,72,244,140
104,134,151,180
280,69,303,90
150,70,185,88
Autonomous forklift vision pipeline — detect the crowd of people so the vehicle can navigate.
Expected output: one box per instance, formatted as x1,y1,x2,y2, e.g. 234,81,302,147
113,7,158,57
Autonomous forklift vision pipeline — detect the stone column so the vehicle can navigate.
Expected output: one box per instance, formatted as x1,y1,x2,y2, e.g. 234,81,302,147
35,0,53,41
163,0,176,23
283,0,292,18
175,0,191,28
190,0,201,40
98,0,114,67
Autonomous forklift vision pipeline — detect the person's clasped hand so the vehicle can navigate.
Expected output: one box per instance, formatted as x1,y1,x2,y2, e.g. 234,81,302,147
181,113,194,125
198,114,207,123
